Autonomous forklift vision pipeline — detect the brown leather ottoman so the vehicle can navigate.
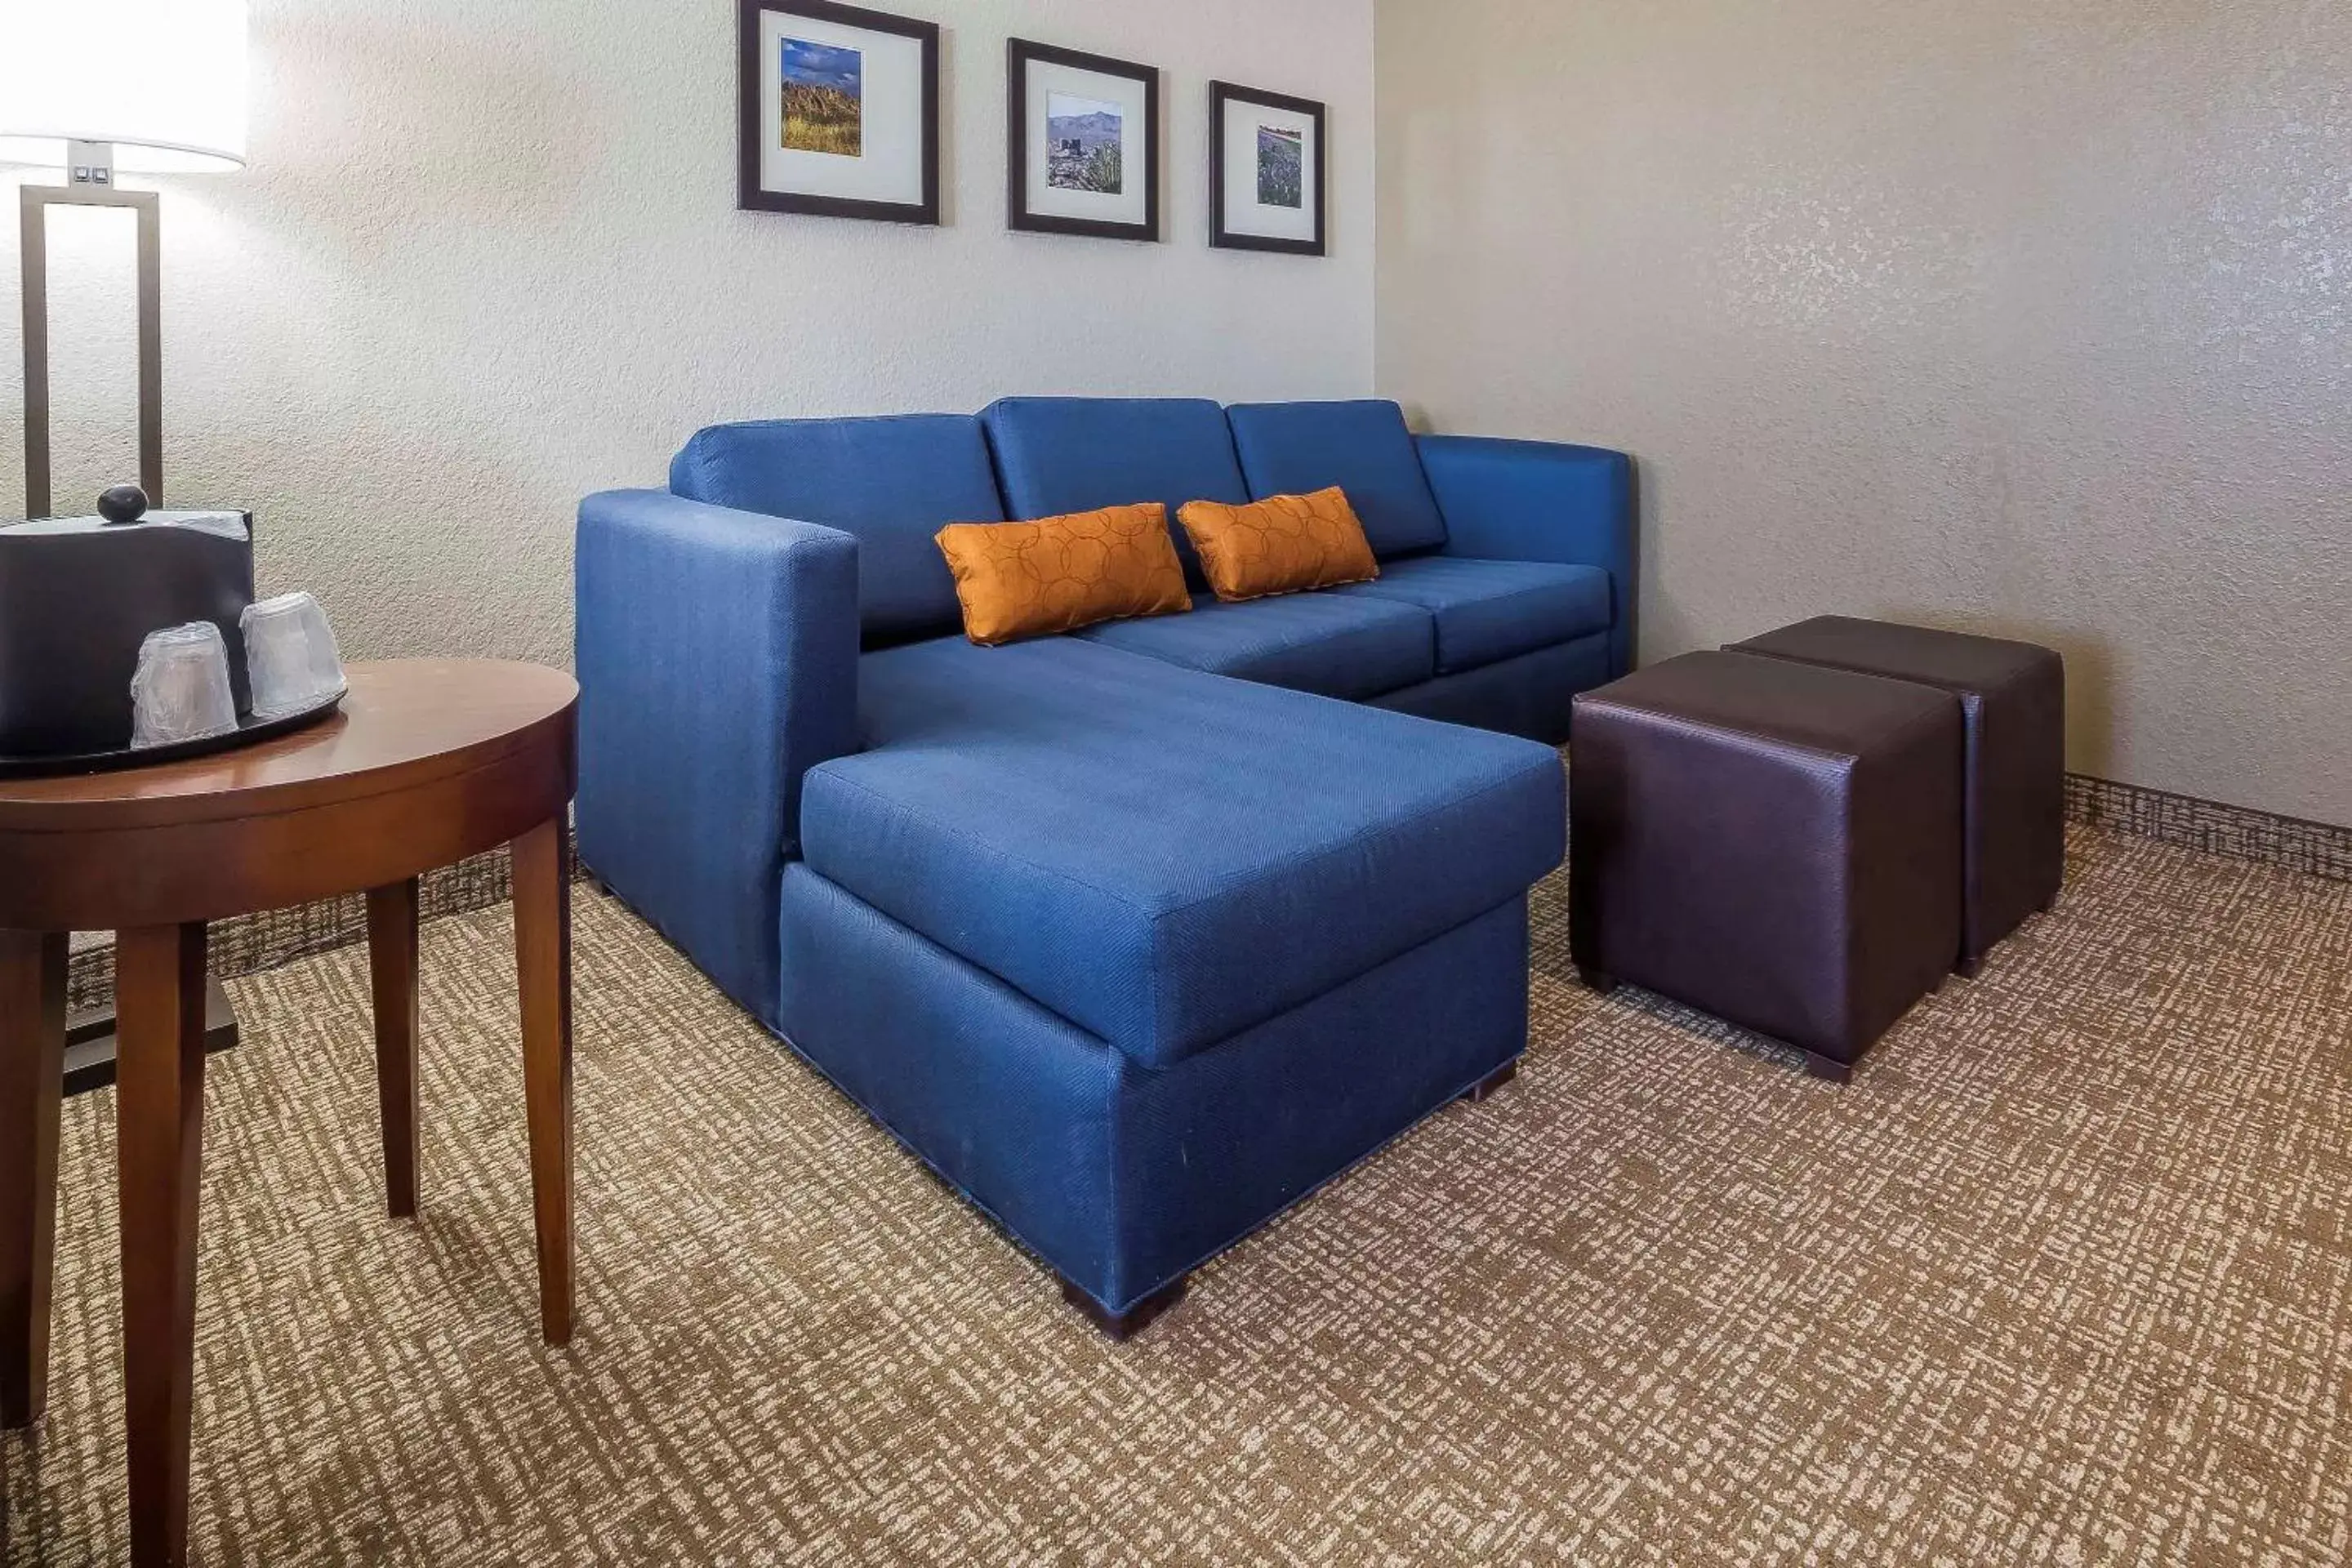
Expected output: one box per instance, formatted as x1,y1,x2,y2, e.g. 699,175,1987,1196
1569,652,1962,1081
1726,616,2064,975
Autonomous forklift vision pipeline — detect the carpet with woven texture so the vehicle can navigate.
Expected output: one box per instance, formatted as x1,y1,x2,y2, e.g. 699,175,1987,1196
3,823,2349,1565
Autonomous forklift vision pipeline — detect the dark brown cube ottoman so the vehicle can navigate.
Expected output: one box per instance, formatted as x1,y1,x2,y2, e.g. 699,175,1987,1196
1726,616,2065,974
1569,652,1963,1080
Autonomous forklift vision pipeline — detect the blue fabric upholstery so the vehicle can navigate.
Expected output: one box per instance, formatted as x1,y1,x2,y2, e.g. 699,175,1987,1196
1371,632,1613,746
578,404,1641,1321
1337,556,1611,675
800,635,1563,1068
777,862,1528,1314
981,396,1249,519
1417,435,1638,679
670,415,1006,645
979,397,1249,581
575,490,859,1022
1225,400,1450,558
1074,590,1434,700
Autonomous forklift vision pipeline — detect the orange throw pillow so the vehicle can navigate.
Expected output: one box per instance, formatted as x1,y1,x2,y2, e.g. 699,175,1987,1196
935,503,1192,646
1176,488,1380,603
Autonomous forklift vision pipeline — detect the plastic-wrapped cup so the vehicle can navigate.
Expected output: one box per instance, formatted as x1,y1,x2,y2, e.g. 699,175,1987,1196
241,592,347,720
131,622,238,748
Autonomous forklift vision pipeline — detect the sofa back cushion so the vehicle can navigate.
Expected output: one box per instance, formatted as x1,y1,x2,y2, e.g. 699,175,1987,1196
980,397,1250,580
1225,399,1450,559
670,413,1005,644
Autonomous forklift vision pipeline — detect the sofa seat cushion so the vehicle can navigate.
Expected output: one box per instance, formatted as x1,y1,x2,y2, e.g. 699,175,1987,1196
1335,556,1611,675
1070,589,1433,700
800,636,1565,1069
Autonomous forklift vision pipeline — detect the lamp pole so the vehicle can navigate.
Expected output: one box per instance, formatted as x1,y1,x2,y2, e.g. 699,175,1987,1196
20,146,166,519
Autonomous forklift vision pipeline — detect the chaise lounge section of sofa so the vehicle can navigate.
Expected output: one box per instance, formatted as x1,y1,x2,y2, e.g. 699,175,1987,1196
577,399,1635,1334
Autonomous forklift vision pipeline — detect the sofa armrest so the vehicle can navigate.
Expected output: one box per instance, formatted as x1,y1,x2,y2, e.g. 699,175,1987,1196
575,488,859,1022
1417,435,1638,678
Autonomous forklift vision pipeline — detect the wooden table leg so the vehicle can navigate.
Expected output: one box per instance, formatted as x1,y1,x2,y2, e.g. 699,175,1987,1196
114,923,208,1568
366,880,421,1219
511,818,573,1347
1,930,67,1430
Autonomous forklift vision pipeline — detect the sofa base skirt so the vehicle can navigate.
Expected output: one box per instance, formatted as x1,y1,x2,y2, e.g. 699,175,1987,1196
1371,630,1613,745
774,862,1531,1317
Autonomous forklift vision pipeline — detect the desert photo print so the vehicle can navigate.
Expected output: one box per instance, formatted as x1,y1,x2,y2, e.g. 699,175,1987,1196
781,37,862,157
1047,92,1123,194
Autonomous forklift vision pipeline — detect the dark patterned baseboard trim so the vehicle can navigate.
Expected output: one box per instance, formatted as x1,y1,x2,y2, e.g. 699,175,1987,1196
2067,774,2352,884
65,838,575,1013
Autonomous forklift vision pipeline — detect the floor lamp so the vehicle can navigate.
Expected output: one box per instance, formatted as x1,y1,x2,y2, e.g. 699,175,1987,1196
2,0,248,519
2,0,249,1087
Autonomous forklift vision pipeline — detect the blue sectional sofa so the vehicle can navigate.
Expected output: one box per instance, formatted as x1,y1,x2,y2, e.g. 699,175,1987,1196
576,398,1635,1334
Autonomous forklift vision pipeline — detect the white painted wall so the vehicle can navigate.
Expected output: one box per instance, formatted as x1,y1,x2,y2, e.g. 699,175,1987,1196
2,0,1374,668
1374,0,2352,826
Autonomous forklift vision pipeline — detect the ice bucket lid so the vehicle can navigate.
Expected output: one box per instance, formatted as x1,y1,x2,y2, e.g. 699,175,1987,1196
1,510,252,541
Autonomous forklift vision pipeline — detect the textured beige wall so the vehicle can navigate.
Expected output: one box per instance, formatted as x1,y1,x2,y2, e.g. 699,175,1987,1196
1377,0,2352,825
3,0,1374,670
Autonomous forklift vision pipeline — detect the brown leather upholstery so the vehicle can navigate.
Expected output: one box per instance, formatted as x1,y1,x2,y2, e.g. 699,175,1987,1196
1570,652,1962,1072
1727,616,2065,969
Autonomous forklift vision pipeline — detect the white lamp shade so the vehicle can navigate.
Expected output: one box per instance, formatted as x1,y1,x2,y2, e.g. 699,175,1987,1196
0,0,247,172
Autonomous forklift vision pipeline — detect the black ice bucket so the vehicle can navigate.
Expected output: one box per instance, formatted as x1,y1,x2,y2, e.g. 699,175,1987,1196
0,506,259,767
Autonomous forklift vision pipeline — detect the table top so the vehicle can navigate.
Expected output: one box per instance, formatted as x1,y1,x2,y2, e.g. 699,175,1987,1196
0,660,577,834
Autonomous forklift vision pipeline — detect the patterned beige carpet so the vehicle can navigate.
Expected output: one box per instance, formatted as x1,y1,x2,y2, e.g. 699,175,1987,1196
3,824,2349,1565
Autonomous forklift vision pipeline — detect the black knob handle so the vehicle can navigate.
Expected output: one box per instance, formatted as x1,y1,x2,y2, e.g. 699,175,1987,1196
97,484,150,524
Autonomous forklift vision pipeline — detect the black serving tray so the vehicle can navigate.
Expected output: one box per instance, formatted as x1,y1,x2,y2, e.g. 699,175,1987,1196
0,689,345,782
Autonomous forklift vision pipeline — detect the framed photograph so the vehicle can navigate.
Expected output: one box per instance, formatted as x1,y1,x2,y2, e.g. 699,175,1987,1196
738,0,940,225
1007,39,1161,243
1210,82,1326,256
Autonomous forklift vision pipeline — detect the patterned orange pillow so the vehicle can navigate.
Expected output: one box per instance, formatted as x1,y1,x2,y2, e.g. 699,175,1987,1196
1176,488,1380,603
934,503,1192,646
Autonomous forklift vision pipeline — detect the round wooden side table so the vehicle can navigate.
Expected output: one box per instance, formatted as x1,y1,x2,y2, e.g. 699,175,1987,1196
0,658,578,1568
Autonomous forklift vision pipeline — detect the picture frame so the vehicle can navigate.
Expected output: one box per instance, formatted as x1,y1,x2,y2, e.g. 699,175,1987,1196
1006,39,1162,243
737,0,940,225
1209,82,1326,256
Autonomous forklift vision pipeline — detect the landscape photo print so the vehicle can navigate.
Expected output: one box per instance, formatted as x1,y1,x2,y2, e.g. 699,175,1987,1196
1046,92,1124,194
781,36,862,156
